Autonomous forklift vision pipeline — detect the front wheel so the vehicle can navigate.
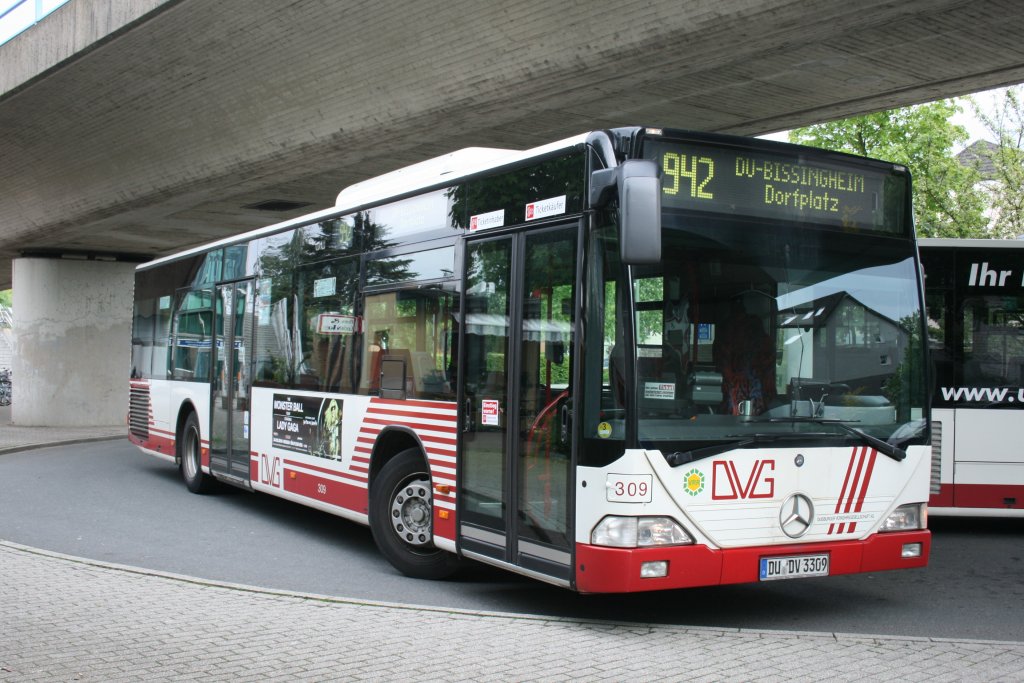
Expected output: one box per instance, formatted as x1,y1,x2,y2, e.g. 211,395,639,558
179,412,216,494
369,448,459,579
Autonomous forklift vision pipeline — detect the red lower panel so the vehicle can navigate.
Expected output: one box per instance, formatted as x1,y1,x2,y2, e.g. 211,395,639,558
129,430,210,468
929,484,954,508
283,468,369,515
575,530,930,594
433,508,455,541
129,431,176,457
930,483,1024,510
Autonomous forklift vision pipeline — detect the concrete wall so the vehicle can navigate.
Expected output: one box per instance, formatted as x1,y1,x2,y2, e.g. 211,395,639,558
0,0,174,97
11,257,134,427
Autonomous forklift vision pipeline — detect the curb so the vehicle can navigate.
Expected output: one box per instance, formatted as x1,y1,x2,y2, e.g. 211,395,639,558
0,434,125,456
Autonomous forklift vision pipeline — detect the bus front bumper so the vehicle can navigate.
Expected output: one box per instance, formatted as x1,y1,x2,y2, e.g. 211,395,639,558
574,530,930,593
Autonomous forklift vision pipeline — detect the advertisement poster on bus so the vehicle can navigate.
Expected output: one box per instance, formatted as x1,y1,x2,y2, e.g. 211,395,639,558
272,394,344,461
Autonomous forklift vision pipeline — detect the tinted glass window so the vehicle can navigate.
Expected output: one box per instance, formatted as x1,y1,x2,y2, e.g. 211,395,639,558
293,257,361,393
171,289,214,382
365,246,455,287
361,290,457,400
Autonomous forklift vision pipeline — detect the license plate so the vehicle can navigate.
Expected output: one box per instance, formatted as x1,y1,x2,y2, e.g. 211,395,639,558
759,553,829,581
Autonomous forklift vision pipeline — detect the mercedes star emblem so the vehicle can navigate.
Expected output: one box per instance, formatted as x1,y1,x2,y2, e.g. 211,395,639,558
780,493,814,538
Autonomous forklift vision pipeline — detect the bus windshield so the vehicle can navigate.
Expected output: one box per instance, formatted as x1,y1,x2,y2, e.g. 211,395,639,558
587,210,928,458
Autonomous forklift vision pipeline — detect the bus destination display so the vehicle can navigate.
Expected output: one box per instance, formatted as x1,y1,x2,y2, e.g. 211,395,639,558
644,139,905,234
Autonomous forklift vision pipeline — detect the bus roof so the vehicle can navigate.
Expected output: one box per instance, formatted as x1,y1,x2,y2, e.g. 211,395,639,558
335,147,515,207
140,133,590,271
918,238,1024,249
333,133,588,209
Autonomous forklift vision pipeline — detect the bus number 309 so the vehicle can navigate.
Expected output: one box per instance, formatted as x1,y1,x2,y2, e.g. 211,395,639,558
607,474,653,502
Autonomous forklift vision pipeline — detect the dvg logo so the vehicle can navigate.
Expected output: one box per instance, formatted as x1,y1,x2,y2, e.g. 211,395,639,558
780,493,814,538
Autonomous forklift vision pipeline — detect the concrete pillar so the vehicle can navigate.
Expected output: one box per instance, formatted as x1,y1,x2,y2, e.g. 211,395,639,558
11,257,135,427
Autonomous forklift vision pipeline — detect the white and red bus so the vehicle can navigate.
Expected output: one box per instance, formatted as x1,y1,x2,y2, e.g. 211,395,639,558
129,127,932,592
921,238,1024,517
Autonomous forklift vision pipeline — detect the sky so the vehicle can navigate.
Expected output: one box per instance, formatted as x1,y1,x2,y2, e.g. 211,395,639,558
951,85,1013,147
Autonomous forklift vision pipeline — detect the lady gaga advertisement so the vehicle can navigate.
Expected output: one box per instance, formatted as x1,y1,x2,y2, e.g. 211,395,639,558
272,394,343,461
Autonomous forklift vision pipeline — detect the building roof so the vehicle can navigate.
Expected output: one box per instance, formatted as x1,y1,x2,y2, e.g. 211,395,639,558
957,139,999,179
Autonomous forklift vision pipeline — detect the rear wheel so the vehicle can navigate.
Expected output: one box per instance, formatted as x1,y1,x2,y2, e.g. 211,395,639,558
369,448,459,579
179,412,215,494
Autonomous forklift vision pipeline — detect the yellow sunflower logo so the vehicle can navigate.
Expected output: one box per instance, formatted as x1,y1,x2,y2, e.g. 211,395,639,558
684,468,705,496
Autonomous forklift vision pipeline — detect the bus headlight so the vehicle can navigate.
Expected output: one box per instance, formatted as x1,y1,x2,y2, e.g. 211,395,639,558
880,503,926,531
591,516,694,547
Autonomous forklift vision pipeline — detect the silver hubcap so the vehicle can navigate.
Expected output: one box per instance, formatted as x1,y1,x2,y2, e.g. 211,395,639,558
389,476,432,547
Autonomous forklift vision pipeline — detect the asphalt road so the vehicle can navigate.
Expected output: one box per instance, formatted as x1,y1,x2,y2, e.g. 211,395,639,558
1,439,1021,641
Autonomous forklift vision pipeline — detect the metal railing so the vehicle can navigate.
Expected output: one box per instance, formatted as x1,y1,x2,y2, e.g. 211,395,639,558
0,0,70,47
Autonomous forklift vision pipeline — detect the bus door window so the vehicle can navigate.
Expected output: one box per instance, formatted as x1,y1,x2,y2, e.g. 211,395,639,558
232,284,252,405
170,288,214,382
519,228,577,547
461,239,512,527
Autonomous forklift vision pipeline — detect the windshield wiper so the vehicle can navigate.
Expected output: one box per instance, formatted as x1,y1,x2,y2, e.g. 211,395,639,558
665,433,794,467
768,417,907,462
665,439,754,466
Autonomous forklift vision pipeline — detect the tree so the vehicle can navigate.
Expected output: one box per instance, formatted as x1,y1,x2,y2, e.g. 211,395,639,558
970,86,1024,238
0,290,10,307
789,100,989,238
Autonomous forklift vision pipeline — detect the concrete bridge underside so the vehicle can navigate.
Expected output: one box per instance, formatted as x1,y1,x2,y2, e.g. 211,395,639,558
3,0,1024,425
4,0,1024,287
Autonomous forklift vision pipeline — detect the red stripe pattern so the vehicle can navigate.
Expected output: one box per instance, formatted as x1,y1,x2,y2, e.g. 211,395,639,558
829,446,878,534
355,398,458,512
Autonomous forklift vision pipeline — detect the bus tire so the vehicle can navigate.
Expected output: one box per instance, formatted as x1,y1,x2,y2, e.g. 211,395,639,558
369,448,458,580
179,411,215,494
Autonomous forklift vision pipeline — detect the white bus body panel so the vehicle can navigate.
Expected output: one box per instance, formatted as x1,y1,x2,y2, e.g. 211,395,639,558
931,407,1024,516
576,445,930,547
950,408,1024,465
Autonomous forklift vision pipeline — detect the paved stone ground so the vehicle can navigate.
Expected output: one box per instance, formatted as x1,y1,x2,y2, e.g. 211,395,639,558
3,414,1023,681
1,541,1023,682
0,404,126,455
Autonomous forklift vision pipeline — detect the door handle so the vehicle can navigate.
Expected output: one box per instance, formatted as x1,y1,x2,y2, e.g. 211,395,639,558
463,397,473,433
560,401,571,443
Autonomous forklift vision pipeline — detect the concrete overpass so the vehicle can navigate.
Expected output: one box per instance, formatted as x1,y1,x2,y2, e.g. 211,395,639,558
3,0,1024,425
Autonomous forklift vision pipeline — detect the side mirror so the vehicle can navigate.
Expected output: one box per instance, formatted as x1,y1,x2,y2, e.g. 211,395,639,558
591,160,661,265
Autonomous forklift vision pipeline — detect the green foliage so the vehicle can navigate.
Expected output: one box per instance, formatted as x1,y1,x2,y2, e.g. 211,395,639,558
0,290,10,307
789,100,989,238
970,86,1024,238
634,276,665,344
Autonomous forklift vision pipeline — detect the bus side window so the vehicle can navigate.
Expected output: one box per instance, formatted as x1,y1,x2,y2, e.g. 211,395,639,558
362,290,456,400
171,289,213,382
295,257,360,393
